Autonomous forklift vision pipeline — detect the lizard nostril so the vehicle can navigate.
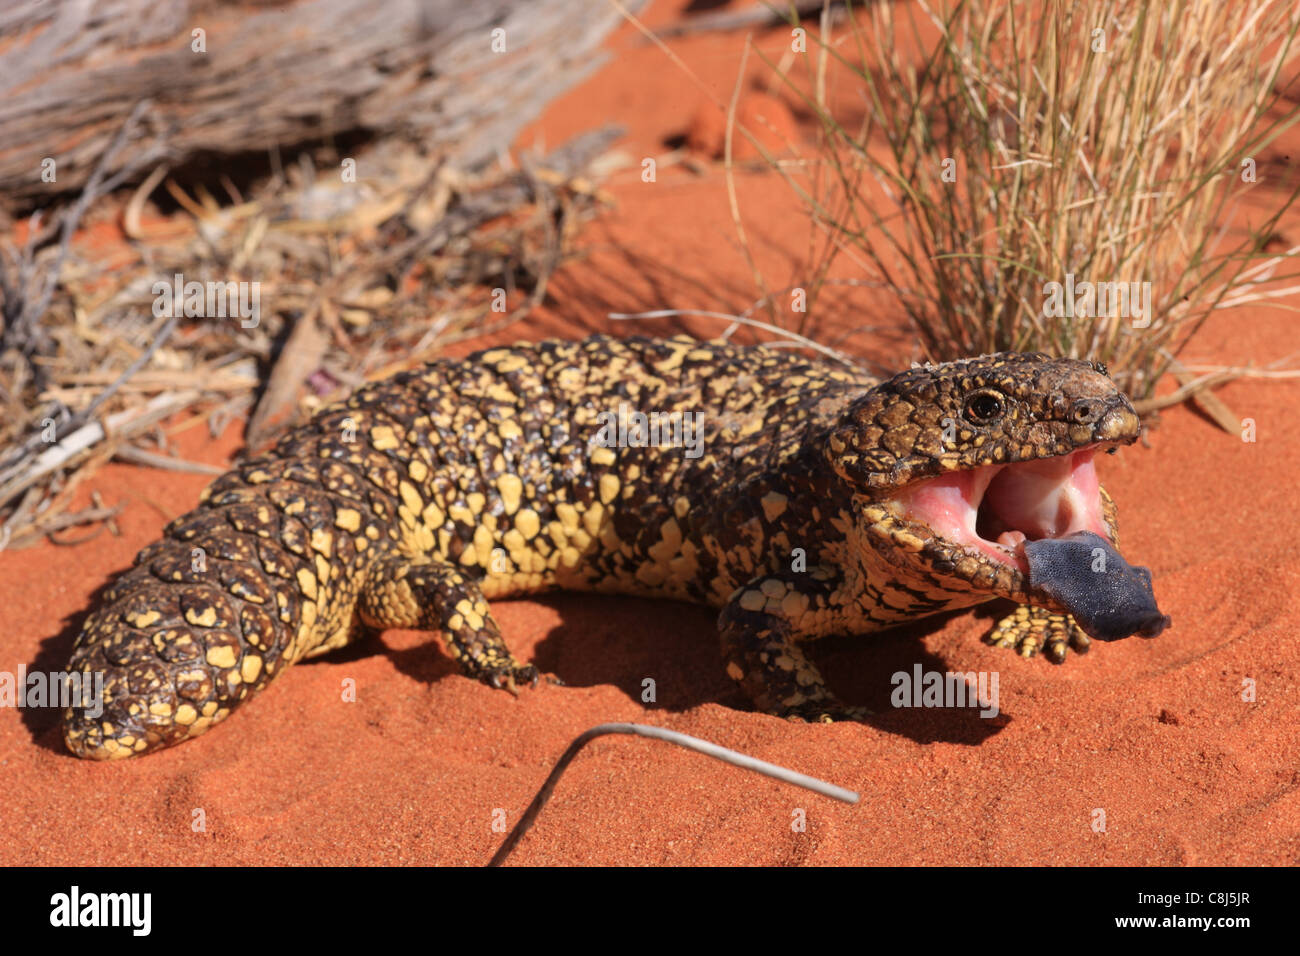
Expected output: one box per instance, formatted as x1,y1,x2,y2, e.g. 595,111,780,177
1071,399,1103,424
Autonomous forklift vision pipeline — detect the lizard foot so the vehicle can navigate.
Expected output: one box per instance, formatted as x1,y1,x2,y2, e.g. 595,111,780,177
485,661,541,696
986,604,1091,663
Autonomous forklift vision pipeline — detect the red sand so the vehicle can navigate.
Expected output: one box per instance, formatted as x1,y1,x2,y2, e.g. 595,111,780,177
3,1,1299,866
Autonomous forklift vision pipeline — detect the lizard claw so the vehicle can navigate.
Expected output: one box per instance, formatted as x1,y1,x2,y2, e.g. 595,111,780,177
486,662,541,697
780,700,872,724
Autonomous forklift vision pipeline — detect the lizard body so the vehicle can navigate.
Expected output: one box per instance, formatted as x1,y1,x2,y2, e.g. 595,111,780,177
62,334,1149,758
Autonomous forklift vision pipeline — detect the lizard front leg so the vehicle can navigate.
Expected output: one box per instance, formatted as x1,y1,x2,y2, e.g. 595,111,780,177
717,570,869,723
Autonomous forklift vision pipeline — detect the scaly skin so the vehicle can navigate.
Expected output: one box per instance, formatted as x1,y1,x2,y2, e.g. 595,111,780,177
62,334,1144,758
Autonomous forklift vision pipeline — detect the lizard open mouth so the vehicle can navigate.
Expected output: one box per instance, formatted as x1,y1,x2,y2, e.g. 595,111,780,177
893,446,1111,576
880,442,1170,643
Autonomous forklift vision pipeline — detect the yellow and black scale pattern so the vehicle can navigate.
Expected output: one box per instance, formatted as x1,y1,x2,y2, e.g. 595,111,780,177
63,334,1141,758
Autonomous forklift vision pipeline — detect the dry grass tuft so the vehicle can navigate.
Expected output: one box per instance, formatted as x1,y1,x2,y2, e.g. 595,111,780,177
757,0,1300,404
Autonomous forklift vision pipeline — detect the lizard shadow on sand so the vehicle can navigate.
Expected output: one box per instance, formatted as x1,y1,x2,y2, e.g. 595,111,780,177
385,591,1014,747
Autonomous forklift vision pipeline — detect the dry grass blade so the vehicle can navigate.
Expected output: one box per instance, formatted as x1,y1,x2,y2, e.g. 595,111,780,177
244,304,329,450
1158,358,1243,433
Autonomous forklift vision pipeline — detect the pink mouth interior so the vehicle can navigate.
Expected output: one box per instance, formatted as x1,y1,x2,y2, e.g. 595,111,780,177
892,448,1110,574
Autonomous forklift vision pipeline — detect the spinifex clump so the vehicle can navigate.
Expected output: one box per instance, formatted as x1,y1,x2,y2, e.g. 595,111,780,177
758,0,1300,406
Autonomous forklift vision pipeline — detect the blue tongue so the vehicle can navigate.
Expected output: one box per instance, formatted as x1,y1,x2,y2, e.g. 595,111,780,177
1023,531,1170,642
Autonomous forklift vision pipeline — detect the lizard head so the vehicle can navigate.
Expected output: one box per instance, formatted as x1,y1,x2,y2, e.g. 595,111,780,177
825,351,1142,606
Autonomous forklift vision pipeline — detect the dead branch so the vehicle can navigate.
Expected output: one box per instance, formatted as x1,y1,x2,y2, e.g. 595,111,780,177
0,0,645,205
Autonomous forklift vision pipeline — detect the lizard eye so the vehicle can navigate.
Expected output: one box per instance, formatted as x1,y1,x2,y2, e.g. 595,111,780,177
963,389,1005,425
